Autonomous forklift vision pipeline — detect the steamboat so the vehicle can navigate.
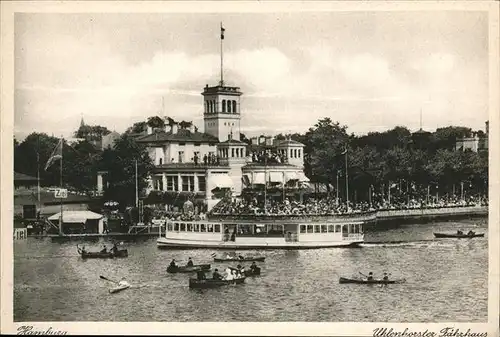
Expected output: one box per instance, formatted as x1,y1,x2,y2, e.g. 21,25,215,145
156,212,375,249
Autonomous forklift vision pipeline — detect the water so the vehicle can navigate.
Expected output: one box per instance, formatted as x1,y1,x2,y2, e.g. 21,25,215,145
14,218,488,322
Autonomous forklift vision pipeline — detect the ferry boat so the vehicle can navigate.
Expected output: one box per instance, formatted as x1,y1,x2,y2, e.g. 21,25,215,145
157,212,376,249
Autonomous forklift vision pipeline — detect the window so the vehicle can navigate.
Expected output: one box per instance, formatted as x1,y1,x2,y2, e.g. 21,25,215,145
198,175,206,192
194,224,199,232
159,158,163,165
227,100,232,113
232,100,237,113
328,224,335,232
231,148,235,157
314,225,320,233
300,225,306,233
222,99,226,112
187,223,192,232
167,176,178,191
214,224,221,233
335,225,341,233
208,224,214,232
321,225,327,233
174,223,179,231
189,176,195,192
180,223,186,231
200,224,206,232
181,176,188,192
306,225,313,233
178,151,184,163
167,223,173,231
298,150,301,158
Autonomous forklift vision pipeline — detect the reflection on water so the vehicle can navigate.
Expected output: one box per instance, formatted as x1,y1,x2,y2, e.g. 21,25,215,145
14,218,488,322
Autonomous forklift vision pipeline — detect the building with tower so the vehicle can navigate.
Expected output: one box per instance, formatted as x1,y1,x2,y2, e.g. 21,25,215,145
123,25,309,210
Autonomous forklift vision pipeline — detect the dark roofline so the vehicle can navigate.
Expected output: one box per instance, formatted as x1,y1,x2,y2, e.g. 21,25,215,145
136,129,219,144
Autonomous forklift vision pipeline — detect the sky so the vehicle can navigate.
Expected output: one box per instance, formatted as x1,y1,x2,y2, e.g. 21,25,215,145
14,11,490,140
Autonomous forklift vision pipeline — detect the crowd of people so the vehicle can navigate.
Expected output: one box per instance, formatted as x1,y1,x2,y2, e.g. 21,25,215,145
209,192,488,217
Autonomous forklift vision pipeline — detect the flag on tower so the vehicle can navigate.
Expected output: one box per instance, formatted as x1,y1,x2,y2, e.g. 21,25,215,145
45,139,63,171
221,24,225,40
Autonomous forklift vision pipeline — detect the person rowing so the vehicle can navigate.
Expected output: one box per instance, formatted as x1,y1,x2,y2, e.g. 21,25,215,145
457,230,464,235
169,259,177,268
467,230,475,236
359,272,374,281
118,278,130,287
383,273,389,281
250,262,258,271
212,268,223,280
111,243,119,255
196,270,206,280
187,257,194,267
100,245,108,253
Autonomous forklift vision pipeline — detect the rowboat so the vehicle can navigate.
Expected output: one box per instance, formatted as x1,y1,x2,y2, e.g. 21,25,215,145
434,232,484,239
189,277,246,289
214,256,265,262
109,283,130,294
77,244,128,259
243,267,261,277
167,264,211,273
339,277,406,284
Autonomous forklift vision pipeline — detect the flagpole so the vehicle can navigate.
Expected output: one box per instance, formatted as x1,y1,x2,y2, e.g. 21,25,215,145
345,147,349,209
59,136,63,236
220,22,224,86
36,135,40,208
135,159,138,208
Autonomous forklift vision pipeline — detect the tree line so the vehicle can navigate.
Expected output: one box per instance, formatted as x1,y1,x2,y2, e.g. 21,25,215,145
14,116,488,207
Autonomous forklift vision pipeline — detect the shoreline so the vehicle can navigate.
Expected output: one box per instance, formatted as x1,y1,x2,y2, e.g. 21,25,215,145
25,206,488,240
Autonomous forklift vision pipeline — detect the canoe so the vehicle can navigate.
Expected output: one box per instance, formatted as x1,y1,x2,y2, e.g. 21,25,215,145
214,256,265,262
339,277,405,284
109,283,130,294
189,277,246,289
167,264,211,273
434,233,484,239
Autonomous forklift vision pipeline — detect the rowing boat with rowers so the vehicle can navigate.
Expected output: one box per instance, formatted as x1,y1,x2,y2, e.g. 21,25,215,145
77,244,128,259
339,277,406,284
189,277,246,289
167,264,211,273
214,256,265,262
434,232,484,239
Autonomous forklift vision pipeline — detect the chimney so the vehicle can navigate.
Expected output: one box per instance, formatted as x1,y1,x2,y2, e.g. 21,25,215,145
172,123,178,134
486,121,489,135
147,125,153,135
189,124,196,133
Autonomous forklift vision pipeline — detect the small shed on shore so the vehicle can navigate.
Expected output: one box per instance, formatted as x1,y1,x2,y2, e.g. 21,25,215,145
48,210,104,234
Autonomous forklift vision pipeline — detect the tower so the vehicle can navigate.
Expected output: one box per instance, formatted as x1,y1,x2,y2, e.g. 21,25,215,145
202,84,242,142
202,22,243,142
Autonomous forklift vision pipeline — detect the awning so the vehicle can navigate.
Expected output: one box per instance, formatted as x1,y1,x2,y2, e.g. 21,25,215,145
48,211,103,223
208,175,233,190
269,172,283,183
252,173,266,185
298,172,310,182
285,172,299,182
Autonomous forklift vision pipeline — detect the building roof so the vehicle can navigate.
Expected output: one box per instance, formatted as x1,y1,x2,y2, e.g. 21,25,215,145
48,210,103,223
152,163,229,172
276,139,304,147
136,129,219,144
14,172,38,182
218,139,247,145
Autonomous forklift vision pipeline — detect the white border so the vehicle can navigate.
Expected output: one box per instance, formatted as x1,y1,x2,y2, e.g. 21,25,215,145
1,1,499,335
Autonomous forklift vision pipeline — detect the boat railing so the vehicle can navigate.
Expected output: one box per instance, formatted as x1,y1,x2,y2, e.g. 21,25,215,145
208,211,377,222
343,233,364,241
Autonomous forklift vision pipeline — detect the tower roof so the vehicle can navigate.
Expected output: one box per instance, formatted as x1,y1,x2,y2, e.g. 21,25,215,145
202,84,242,96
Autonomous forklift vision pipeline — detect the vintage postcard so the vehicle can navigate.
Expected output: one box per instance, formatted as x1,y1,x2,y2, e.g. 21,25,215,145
1,1,499,336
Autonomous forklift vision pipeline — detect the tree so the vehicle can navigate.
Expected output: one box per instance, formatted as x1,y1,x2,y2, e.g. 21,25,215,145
62,140,101,193
98,134,154,206
147,116,166,129
125,121,147,134
302,118,349,186
74,124,111,142
430,126,472,151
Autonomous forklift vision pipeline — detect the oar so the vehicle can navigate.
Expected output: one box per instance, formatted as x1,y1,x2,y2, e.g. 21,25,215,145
100,275,118,284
